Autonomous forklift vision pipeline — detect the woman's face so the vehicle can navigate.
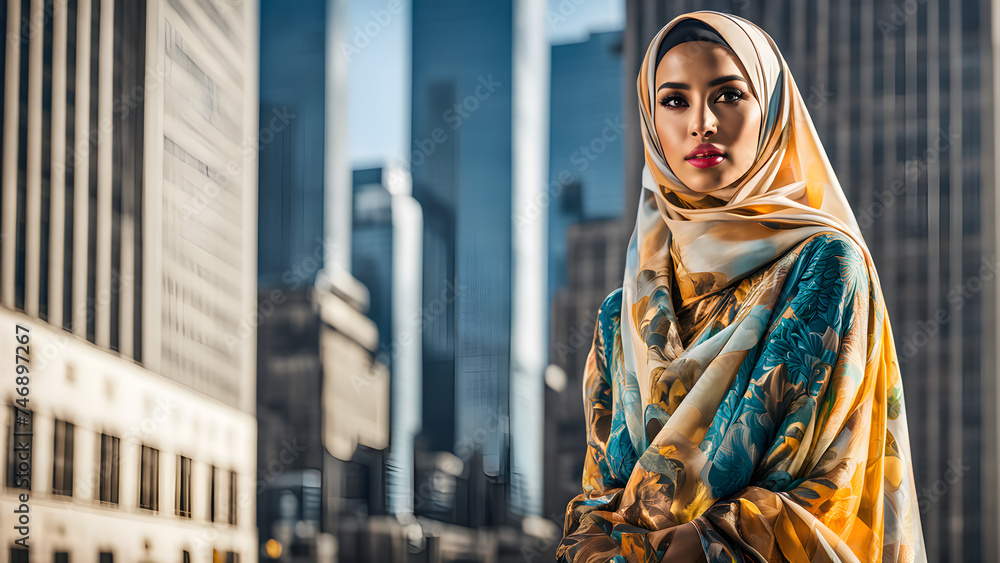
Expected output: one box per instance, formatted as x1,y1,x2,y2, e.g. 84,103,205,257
654,41,762,200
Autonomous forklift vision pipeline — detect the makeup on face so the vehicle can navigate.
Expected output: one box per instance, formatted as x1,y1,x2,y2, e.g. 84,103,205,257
652,42,761,197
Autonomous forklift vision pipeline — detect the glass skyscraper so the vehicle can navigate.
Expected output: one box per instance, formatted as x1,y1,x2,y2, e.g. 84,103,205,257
547,30,627,307
410,0,548,519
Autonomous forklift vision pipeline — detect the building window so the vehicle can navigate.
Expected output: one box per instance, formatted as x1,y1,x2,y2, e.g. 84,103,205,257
99,434,120,504
6,405,32,490
52,419,74,496
213,550,239,563
10,547,28,563
209,464,217,522
175,456,191,518
54,552,68,563
228,470,238,526
99,552,113,563
182,551,190,563
138,445,159,511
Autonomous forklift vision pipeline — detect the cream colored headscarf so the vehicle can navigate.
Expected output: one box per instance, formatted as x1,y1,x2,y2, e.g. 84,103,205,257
624,10,881,410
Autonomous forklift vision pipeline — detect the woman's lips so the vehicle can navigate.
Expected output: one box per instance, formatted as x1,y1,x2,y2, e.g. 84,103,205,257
686,154,725,169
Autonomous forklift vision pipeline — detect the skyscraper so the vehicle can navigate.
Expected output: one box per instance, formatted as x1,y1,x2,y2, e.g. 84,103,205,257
0,0,259,560
351,165,423,517
547,30,627,307
543,28,629,523
545,218,626,521
410,0,548,519
623,1,999,560
256,0,396,560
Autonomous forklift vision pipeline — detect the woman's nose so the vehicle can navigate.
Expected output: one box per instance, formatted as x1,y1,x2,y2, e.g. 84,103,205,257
690,103,718,138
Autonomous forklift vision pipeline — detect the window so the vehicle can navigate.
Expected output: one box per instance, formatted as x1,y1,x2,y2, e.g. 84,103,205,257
10,547,28,563
182,551,190,563
109,0,148,356
175,456,191,518
99,553,113,563
99,434,120,504
52,419,74,496
54,553,68,563
209,466,238,525
209,464,217,522
228,471,238,526
6,405,32,490
212,551,239,563
138,445,159,511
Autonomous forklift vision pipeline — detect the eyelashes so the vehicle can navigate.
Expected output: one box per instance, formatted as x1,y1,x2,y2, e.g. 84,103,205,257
657,94,682,108
657,88,744,108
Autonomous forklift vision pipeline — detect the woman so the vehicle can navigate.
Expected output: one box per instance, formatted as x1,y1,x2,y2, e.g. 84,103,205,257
557,11,926,563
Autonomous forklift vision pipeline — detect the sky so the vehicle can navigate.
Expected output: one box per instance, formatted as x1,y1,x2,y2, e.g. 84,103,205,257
347,0,625,171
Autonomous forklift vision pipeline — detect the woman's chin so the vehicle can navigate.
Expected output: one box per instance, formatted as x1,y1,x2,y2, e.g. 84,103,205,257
681,177,731,194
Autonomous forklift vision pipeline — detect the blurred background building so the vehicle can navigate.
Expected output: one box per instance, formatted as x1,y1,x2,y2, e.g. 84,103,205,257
0,0,259,561
409,0,547,530
542,29,629,523
256,0,397,561
351,165,422,521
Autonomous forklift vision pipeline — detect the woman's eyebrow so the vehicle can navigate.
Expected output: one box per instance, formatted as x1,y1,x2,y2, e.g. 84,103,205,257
657,75,747,92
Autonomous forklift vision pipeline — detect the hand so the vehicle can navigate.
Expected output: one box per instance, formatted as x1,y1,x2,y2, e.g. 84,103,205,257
662,520,707,562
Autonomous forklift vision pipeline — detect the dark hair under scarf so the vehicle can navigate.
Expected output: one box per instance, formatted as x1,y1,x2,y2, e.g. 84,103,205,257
655,18,731,68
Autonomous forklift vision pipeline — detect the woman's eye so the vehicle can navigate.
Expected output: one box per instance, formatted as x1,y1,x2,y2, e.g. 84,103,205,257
717,89,743,103
658,94,685,108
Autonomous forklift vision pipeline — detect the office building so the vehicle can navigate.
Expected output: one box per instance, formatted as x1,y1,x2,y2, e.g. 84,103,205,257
547,30,627,305
543,28,629,525
256,0,395,560
0,0,259,560
544,218,626,522
410,0,548,520
351,165,423,517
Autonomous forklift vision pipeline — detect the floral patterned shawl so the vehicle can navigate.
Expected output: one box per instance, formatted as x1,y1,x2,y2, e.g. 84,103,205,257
557,10,926,563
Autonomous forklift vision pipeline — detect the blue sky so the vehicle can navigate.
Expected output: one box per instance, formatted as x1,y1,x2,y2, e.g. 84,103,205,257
347,0,625,171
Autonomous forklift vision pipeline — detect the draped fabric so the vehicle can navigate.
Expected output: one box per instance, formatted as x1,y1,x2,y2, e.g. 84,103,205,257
556,10,926,563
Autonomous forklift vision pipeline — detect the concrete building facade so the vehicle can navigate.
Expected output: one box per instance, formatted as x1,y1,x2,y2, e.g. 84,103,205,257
0,0,260,561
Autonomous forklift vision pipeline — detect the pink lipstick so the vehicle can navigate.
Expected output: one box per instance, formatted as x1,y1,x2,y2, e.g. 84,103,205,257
684,142,726,169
